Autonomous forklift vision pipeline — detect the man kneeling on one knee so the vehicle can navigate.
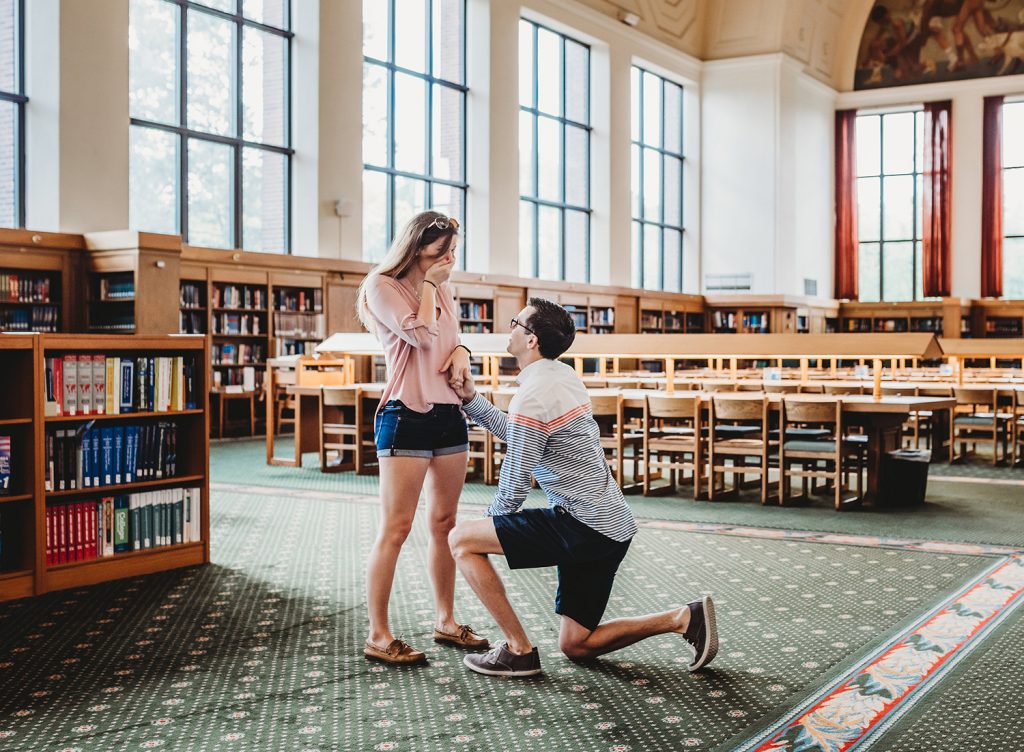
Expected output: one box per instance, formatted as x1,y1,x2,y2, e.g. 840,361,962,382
448,297,718,678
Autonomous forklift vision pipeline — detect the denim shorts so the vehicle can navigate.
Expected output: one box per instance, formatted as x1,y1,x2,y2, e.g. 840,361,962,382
374,399,469,458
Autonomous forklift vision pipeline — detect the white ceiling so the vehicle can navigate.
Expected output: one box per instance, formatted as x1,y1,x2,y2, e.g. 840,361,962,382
575,0,876,90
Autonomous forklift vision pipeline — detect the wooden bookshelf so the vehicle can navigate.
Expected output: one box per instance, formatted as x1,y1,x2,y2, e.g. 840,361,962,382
210,280,268,390
179,279,207,335
0,229,82,333
0,333,210,602
973,300,1024,338
271,274,326,357
838,299,972,339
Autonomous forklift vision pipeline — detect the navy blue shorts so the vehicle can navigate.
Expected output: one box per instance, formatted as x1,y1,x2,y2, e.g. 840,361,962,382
374,399,469,458
492,506,632,632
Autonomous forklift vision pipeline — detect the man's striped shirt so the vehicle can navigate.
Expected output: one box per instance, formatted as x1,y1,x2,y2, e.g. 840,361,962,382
463,358,637,542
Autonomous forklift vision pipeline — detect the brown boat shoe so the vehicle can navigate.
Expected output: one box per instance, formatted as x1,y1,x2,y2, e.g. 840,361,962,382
433,624,489,649
363,638,427,665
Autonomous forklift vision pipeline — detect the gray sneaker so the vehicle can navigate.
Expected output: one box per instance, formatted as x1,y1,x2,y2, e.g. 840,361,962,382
463,641,542,677
683,595,719,671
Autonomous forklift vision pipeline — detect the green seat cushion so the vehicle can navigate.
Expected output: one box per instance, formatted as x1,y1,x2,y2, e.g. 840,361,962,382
784,440,837,453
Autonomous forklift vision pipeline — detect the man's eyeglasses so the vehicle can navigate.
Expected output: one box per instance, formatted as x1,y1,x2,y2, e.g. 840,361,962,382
510,317,535,336
427,216,460,231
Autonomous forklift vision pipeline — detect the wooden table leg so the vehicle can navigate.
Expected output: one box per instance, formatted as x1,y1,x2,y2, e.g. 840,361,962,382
218,393,224,439
249,394,255,436
860,414,905,507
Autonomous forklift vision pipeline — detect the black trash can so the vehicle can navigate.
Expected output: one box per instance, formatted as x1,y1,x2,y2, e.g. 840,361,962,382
880,448,931,507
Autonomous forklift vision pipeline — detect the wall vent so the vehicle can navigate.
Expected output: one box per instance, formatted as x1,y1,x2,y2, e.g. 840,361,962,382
804,278,818,296
704,273,752,292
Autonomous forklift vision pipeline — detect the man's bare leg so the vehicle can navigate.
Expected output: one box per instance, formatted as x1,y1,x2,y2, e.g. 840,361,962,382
557,608,691,661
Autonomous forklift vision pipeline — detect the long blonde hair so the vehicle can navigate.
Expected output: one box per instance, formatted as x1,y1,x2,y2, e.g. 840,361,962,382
356,210,460,333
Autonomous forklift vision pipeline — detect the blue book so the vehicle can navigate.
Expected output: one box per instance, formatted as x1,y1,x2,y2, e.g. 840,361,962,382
125,426,139,483
90,429,100,487
100,427,114,486
81,429,92,488
120,359,135,413
113,496,130,553
147,357,155,412
112,426,125,485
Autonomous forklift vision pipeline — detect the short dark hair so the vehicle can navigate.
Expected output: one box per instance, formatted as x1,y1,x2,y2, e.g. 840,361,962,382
524,297,576,359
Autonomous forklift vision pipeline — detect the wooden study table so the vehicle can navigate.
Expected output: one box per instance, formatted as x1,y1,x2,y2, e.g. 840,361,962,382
496,387,956,507
266,383,383,467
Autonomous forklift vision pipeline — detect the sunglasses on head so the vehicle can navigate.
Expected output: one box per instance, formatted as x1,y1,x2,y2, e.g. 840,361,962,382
427,216,460,231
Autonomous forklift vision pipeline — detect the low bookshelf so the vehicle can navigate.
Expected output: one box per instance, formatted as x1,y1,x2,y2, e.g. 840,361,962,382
0,333,210,601
0,269,61,333
179,279,208,335
272,283,325,357
211,282,268,390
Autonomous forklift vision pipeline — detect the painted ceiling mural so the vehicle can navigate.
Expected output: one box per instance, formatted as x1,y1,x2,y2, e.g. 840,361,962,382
855,0,1024,89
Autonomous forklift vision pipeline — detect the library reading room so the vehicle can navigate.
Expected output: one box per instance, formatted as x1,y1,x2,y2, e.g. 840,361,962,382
2,0,1024,750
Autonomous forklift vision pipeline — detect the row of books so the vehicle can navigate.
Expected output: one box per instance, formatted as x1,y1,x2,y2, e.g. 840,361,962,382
180,311,205,334
0,306,59,332
180,283,204,309
45,489,201,565
276,340,319,356
0,435,9,495
459,302,491,320
213,312,263,335
1,273,54,303
459,323,492,333
44,355,199,416
212,343,265,365
212,284,266,310
272,311,324,338
215,367,265,388
589,308,615,325
45,422,178,491
273,288,322,312
98,276,135,300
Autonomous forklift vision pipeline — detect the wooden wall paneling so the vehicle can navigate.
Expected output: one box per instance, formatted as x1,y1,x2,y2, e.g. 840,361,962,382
493,287,527,332
135,248,182,335
613,294,638,334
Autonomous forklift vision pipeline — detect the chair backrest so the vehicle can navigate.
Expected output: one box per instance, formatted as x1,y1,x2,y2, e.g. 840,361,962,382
589,393,622,417
736,382,763,392
611,380,640,389
492,390,515,411
582,378,608,389
919,385,953,397
881,384,917,397
781,398,840,425
798,384,825,394
322,386,360,407
712,396,765,422
645,393,699,420
954,387,996,408
823,384,863,395
702,382,737,393
764,383,801,394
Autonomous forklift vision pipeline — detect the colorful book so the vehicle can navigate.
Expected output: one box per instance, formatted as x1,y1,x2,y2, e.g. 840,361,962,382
0,435,10,495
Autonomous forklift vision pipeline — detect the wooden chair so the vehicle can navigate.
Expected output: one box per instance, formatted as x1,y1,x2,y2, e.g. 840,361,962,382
487,390,516,485
642,394,703,498
799,384,825,394
1013,391,1024,467
736,382,763,392
701,382,737,393
951,387,1012,465
466,400,492,482
824,384,863,395
319,386,376,473
708,396,771,503
590,392,643,491
764,383,801,394
274,384,297,434
778,398,862,510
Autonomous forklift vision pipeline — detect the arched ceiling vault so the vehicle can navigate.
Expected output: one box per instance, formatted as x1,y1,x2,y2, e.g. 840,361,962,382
574,0,877,91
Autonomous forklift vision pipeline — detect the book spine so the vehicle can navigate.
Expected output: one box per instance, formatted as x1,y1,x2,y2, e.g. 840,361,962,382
105,358,116,414
93,355,106,415
53,357,64,415
63,355,77,416
113,496,130,553
78,356,92,415
120,359,135,414
100,427,114,486
113,426,124,485
81,428,91,488
0,435,9,495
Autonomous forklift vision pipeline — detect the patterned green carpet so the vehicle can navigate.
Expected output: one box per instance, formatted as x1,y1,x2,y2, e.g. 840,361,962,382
236,438,1024,547
0,440,1022,750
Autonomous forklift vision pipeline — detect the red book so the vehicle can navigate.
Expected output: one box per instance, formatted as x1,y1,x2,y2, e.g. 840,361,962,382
57,505,66,564
53,357,64,415
75,503,85,561
46,507,53,566
88,503,97,559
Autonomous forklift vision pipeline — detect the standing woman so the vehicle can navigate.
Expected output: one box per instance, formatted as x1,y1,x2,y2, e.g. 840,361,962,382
356,210,489,664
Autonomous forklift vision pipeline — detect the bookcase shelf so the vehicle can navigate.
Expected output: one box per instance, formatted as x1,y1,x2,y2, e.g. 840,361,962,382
1,267,63,333
46,475,205,499
44,409,204,424
0,332,210,602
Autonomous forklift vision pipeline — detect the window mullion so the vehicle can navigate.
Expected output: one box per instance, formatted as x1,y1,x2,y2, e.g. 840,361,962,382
180,2,189,240
235,16,244,248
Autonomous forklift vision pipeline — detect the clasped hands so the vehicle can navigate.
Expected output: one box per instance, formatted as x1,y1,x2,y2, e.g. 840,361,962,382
440,347,477,403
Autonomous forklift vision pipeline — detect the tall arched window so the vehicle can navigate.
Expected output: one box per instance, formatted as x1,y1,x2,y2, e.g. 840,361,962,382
631,65,685,292
1003,99,1024,299
362,0,468,265
0,0,25,228
855,109,925,302
518,18,591,282
129,0,292,252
